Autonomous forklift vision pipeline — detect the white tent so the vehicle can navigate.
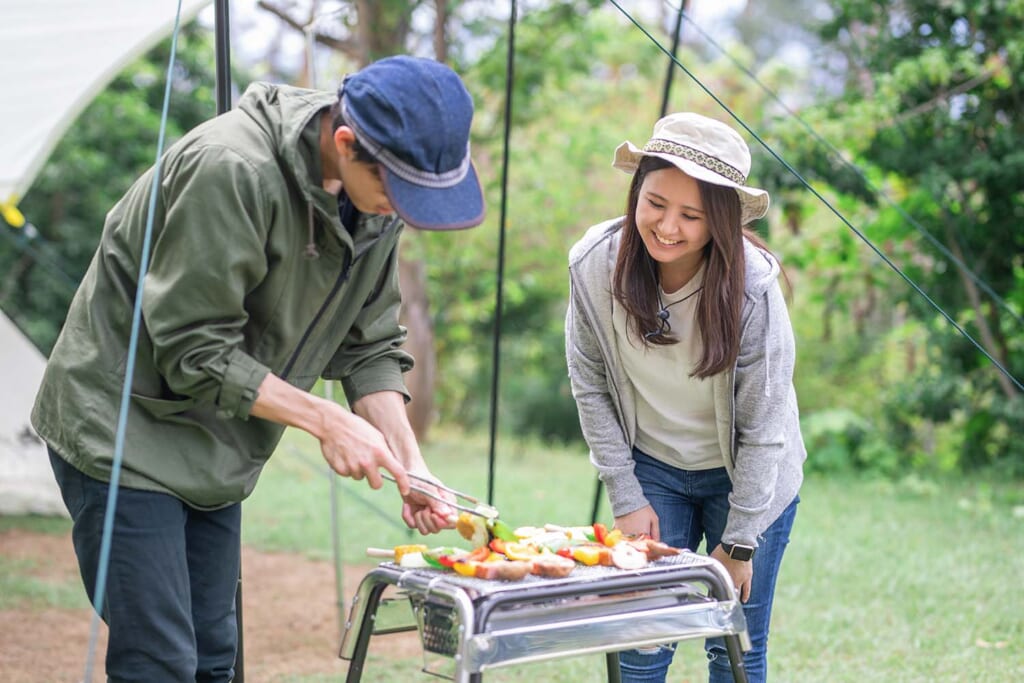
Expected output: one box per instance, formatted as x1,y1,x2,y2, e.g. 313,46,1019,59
0,0,212,214
0,0,212,515
0,313,65,515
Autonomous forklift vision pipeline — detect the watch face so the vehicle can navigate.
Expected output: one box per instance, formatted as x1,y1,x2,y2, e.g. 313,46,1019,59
728,544,754,561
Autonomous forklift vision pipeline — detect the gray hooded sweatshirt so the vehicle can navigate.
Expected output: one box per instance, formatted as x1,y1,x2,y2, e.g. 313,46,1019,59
566,218,805,548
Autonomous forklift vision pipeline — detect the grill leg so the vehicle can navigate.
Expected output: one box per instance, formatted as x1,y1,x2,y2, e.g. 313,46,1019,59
605,652,621,683
725,634,749,683
344,582,390,683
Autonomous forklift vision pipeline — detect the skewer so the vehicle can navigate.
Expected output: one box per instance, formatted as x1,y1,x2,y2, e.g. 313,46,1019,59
380,473,499,519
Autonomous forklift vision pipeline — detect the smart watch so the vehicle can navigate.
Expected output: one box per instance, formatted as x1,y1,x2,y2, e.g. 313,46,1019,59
721,542,755,561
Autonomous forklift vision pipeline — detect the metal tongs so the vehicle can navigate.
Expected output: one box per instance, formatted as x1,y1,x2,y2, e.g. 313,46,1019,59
381,471,500,520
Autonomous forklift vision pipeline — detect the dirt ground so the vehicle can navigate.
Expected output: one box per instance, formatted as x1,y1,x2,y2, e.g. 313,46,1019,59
0,529,423,682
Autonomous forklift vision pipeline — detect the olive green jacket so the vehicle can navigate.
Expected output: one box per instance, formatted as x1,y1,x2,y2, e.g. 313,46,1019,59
32,83,412,509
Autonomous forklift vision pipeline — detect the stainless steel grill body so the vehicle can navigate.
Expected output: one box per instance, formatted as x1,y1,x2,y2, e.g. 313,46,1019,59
339,551,750,683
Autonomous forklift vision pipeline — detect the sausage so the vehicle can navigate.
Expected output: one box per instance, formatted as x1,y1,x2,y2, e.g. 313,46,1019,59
530,555,576,578
474,560,533,581
629,539,682,559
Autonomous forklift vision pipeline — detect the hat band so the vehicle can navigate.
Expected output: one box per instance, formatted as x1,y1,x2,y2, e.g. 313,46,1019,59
341,96,471,189
643,138,746,185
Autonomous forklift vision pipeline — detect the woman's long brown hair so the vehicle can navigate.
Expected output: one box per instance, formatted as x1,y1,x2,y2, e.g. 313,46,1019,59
612,156,774,379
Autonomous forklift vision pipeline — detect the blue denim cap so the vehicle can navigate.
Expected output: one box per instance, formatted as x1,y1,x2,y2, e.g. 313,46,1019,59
340,56,485,231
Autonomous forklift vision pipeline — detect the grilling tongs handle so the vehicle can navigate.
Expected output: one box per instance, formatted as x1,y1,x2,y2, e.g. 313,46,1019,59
380,472,498,519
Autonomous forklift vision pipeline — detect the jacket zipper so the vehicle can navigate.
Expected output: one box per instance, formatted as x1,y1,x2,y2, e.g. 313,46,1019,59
281,251,352,380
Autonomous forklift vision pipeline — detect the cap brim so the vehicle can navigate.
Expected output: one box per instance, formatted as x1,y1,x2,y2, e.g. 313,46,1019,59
381,163,485,231
613,141,770,224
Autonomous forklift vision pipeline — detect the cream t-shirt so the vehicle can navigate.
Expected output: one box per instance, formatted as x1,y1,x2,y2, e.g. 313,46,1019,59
611,266,724,471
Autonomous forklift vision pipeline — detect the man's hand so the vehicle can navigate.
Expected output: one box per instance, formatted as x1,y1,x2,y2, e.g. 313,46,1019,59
398,471,455,534
351,391,454,535
251,373,410,488
250,376,454,535
316,402,406,491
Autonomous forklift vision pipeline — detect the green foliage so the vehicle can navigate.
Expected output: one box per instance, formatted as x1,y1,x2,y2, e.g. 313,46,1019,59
1,22,222,353
6,3,1021,477
426,8,803,442
769,0,1024,473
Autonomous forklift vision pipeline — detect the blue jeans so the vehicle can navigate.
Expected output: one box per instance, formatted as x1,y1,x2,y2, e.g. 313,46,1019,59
618,450,798,683
49,449,240,683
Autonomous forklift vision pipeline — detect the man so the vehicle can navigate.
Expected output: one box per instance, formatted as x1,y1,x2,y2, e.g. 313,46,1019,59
32,55,484,682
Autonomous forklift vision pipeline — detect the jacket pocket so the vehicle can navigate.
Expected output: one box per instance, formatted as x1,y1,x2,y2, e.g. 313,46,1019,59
131,393,199,418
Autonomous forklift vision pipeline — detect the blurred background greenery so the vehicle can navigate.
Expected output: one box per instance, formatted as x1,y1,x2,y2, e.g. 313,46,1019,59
3,1,1022,480
4,3,1023,680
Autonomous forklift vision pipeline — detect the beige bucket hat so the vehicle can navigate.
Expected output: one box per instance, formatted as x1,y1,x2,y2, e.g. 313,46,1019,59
613,112,770,225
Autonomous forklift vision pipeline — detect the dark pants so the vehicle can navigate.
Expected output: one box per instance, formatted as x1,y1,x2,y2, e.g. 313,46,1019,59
49,449,240,683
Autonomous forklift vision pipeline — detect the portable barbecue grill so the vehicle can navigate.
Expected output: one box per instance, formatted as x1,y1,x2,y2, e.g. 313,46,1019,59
339,551,750,682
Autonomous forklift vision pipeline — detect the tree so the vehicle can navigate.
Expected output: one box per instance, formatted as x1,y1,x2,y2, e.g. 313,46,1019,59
773,0,1023,471
1,23,222,353
255,0,606,441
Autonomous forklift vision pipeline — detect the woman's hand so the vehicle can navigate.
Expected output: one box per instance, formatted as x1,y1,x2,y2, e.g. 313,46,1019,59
710,544,753,603
614,505,660,540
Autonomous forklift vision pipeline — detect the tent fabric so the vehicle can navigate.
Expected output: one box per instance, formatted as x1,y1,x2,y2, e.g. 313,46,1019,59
0,313,65,516
0,0,212,208
0,1,212,515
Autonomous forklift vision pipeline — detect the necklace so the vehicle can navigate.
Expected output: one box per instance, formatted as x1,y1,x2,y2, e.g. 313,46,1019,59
644,285,703,340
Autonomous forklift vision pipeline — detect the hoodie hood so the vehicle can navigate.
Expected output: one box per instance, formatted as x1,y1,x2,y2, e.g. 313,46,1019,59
743,238,781,299
237,83,335,204
237,83,347,257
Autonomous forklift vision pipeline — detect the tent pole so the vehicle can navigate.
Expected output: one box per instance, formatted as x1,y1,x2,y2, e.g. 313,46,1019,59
215,0,232,115
486,0,517,506
213,3,242,681
592,0,687,526
659,0,687,118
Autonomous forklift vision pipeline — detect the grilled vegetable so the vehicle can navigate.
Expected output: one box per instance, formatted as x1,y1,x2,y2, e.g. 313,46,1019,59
513,525,547,539
394,544,429,564
398,551,429,568
610,542,648,570
455,512,490,548
602,529,624,547
557,544,611,566
422,546,470,569
628,538,682,560
487,518,518,542
502,542,542,561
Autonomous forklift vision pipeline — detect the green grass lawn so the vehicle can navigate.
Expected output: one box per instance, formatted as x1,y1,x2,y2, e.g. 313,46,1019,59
4,427,1021,681
242,427,1024,682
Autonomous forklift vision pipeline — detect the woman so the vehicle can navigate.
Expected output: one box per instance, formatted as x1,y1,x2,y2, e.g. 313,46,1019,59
565,112,805,683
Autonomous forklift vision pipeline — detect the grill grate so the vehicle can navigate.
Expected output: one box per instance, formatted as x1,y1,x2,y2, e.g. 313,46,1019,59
394,553,707,599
